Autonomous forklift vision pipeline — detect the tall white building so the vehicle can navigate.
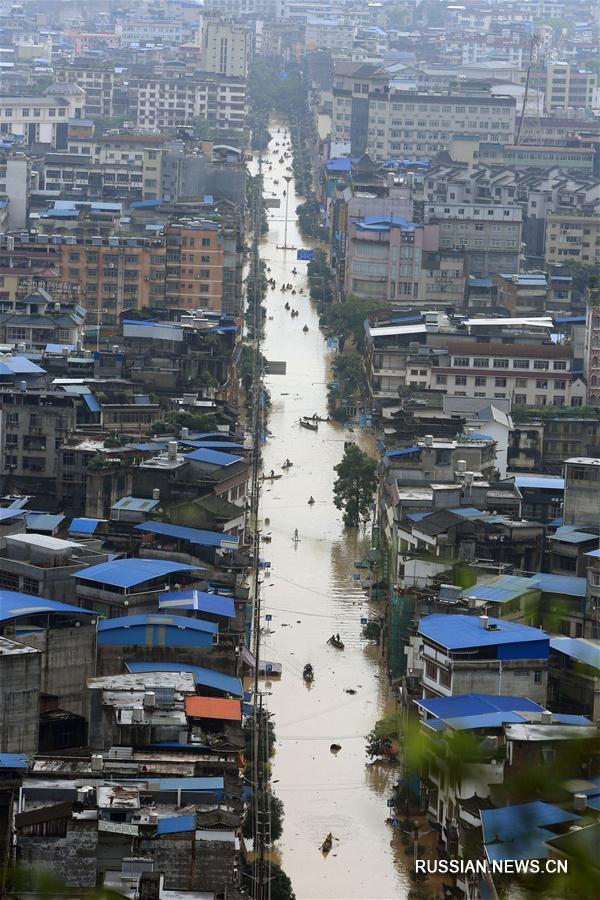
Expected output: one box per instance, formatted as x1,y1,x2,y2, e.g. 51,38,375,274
200,19,250,80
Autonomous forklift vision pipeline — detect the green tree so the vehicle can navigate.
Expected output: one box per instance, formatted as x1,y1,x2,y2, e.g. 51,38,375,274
333,444,377,527
242,863,296,900
333,351,366,396
307,249,333,302
326,296,391,351
242,792,284,841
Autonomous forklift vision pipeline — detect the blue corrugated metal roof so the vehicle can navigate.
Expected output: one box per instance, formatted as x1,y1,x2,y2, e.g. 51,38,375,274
45,343,75,353
325,157,352,173
585,548,600,558
0,509,25,522
0,753,29,769
482,803,580,862
550,637,600,670
97,614,217,647
514,475,564,490
83,392,101,413
25,513,65,532
0,357,46,376
551,526,597,544
441,711,529,730
159,589,236,618
69,517,104,534
127,661,242,697
449,507,485,518
185,448,242,466
135,521,239,549
534,574,587,598
385,446,420,459
418,614,549,650
466,575,537,604
156,814,196,834
356,215,417,232
75,559,200,589
0,591,94,624
417,693,543,720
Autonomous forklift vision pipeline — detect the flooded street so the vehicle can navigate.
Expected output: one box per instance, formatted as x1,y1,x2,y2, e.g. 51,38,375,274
249,121,410,899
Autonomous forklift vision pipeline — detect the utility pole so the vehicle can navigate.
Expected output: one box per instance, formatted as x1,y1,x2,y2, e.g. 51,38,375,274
248,147,266,900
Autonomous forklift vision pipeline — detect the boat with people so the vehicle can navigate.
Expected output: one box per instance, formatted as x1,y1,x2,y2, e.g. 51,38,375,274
299,419,318,431
261,471,283,481
327,634,345,650
302,325,309,332
282,459,293,469
303,663,314,682
302,414,329,423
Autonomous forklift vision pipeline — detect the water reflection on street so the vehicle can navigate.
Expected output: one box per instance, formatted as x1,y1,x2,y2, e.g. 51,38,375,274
249,120,410,899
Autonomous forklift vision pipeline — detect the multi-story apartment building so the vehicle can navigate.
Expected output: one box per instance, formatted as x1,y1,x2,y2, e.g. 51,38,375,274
343,214,438,303
331,62,516,161
477,143,596,172
127,72,246,132
436,340,585,408
585,299,600,405
0,85,84,148
418,251,466,308
544,62,598,115
563,457,600,530
115,17,193,46
545,213,600,266
425,202,522,276
200,20,250,79
54,61,122,119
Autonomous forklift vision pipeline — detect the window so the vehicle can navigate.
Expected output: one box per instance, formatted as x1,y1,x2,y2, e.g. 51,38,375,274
453,357,470,367
435,375,447,385
439,668,451,688
493,358,509,368
23,577,39,595
536,380,548,390
515,394,527,404
455,376,467,385
495,377,507,387
201,237,211,247
514,359,530,369
0,571,19,589
474,377,487,386
534,360,549,370
534,670,542,684
553,360,567,370
425,660,437,680
473,358,489,368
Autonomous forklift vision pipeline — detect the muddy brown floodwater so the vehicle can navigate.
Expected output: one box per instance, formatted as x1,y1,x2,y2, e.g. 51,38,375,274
248,120,411,899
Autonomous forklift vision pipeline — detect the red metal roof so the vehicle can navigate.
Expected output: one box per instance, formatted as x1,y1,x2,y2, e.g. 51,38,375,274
185,696,241,721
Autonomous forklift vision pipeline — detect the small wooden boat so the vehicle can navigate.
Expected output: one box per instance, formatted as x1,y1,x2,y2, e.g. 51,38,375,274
261,473,283,481
302,325,309,332
285,302,290,310
303,415,329,423
320,833,333,854
307,496,315,505
281,460,293,469
303,663,314,682
300,419,318,431
327,635,345,650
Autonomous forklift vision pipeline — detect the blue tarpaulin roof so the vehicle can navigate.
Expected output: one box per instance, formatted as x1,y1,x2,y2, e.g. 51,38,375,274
182,441,245,450
25,513,65,532
482,802,580,862
185,448,242,466
112,496,160,512
141,776,223,792
550,638,600,670
156,814,196,834
159,589,236,618
68,517,104,534
0,590,94,624
325,157,352,172
418,614,549,651
75,559,200,589
0,509,25,522
135,521,239,549
127,661,242,697
466,574,537,604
